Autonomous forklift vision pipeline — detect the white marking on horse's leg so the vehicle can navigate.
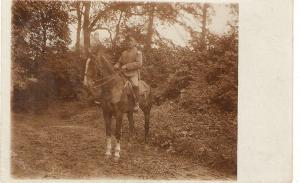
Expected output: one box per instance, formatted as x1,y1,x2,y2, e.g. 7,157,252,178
105,137,112,156
83,58,91,86
114,142,120,158
83,77,88,86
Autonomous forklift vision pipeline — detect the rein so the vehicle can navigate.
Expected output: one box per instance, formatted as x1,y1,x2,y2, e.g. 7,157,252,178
87,55,127,89
90,73,117,89
87,55,116,89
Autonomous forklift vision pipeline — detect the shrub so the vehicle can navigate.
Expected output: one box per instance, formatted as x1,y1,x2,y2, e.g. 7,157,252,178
12,51,86,112
137,32,238,173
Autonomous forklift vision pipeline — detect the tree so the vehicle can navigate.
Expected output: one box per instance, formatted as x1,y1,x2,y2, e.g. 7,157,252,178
227,4,238,34
201,3,209,42
106,2,179,50
77,2,179,55
12,1,70,76
181,3,214,49
82,1,91,56
144,4,155,50
70,1,84,53
12,1,72,111
105,2,139,50
81,2,120,57
143,3,179,50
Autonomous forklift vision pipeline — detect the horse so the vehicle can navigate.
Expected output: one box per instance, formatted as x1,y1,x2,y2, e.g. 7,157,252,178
83,51,152,161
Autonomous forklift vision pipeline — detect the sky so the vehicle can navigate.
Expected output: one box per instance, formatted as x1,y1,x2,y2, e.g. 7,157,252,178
69,4,236,47
156,4,234,45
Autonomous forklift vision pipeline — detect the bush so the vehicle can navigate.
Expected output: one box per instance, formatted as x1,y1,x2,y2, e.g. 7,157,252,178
141,33,237,114
12,51,86,112
147,102,237,174
137,32,238,173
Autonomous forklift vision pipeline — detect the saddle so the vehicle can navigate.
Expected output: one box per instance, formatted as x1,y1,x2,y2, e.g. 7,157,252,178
124,80,150,100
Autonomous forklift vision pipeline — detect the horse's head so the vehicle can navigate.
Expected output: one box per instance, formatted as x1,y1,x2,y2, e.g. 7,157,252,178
83,56,99,87
83,51,115,87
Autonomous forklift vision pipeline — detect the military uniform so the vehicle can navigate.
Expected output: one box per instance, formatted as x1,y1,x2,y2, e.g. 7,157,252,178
114,47,142,110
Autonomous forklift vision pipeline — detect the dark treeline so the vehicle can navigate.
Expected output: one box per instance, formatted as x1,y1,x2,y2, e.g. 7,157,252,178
12,1,238,173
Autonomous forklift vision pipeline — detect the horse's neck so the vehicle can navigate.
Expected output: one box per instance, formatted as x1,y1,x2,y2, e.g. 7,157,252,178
100,56,114,74
101,73,125,104
99,56,126,101
101,67,125,92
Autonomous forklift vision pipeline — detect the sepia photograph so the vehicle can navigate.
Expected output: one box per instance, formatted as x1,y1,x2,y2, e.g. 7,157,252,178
10,0,238,180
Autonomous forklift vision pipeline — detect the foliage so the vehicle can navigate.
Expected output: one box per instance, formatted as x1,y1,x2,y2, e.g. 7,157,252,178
12,1,72,112
140,32,238,113
136,32,238,171
137,32,238,173
145,102,237,174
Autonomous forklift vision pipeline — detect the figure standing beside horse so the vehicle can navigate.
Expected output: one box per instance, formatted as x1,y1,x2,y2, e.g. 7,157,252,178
83,35,152,161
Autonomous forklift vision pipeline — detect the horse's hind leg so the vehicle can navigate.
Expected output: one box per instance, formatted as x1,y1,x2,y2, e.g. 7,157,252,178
144,110,150,142
103,110,112,157
127,112,135,141
114,112,123,161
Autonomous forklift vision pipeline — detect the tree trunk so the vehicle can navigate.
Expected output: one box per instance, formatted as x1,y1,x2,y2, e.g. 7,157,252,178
41,12,47,55
75,2,82,53
83,2,91,58
145,5,155,50
112,11,123,50
201,3,208,44
42,26,47,53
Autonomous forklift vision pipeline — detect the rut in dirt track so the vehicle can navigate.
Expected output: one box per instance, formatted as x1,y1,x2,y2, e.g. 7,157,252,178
12,102,233,180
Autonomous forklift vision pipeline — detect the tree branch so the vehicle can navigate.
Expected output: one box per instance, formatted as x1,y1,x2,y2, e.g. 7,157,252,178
113,10,123,46
88,3,114,31
154,29,175,48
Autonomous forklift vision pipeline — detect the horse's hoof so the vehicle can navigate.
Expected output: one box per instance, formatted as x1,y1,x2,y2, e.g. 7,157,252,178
113,156,120,162
105,151,111,159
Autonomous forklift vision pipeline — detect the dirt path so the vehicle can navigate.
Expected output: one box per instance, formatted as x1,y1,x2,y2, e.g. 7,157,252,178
12,102,234,180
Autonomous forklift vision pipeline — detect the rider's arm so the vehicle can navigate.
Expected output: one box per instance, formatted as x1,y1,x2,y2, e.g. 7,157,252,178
124,51,142,70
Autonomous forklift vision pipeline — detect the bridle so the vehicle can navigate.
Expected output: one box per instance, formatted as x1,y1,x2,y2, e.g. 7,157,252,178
86,56,122,89
89,74,117,89
84,55,133,103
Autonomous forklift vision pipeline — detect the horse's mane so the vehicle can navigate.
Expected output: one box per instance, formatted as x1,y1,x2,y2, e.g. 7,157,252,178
93,50,115,74
100,55,115,74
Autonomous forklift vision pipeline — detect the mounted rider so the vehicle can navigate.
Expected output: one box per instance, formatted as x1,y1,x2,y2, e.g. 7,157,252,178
114,36,142,112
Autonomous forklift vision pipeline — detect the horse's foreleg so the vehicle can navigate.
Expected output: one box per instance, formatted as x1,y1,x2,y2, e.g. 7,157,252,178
127,112,135,140
103,110,112,156
114,113,123,160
